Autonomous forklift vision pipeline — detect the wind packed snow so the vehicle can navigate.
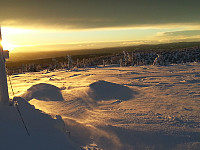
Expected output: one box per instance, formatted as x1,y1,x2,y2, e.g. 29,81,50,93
2,62,200,149
0,98,75,150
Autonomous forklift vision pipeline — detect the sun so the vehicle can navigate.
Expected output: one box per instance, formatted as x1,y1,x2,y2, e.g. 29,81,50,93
1,40,15,51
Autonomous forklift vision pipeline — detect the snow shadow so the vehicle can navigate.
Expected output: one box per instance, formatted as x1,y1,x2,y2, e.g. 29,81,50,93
100,125,200,150
88,80,137,101
63,118,122,150
22,83,64,101
10,97,75,149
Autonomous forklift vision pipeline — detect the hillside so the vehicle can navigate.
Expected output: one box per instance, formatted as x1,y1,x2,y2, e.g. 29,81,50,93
5,62,200,150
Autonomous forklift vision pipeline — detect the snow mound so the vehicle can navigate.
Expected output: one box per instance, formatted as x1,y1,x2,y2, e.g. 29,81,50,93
88,80,136,101
0,97,76,150
22,83,64,101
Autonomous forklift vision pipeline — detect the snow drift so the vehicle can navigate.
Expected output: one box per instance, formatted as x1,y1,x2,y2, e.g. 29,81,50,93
6,62,200,149
0,97,76,150
88,80,137,101
22,83,64,101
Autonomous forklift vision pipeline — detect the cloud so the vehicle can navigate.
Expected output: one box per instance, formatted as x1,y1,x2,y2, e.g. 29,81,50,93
1,0,200,29
161,30,200,37
13,40,152,52
155,30,200,43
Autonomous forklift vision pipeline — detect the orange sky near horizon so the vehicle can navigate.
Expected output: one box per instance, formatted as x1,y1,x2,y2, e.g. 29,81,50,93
2,24,200,53
1,0,200,52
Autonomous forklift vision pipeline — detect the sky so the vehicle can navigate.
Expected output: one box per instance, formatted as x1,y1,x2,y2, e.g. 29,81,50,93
1,0,200,52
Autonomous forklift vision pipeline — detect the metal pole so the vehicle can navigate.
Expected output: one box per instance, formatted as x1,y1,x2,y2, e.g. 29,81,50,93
0,26,9,105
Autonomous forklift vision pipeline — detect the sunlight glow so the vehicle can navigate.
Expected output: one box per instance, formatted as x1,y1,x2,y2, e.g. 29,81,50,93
1,27,33,35
1,24,200,52
1,40,15,51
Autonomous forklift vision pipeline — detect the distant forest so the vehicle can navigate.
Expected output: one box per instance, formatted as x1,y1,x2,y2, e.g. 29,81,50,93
6,41,200,72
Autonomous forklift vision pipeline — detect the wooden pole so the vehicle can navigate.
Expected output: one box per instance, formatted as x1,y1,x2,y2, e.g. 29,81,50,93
0,26,9,105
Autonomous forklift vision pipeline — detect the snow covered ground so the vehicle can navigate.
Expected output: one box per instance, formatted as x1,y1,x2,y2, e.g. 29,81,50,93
4,62,200,149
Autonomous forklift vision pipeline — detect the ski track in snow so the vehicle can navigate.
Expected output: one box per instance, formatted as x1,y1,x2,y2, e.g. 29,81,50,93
8,62,200,150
